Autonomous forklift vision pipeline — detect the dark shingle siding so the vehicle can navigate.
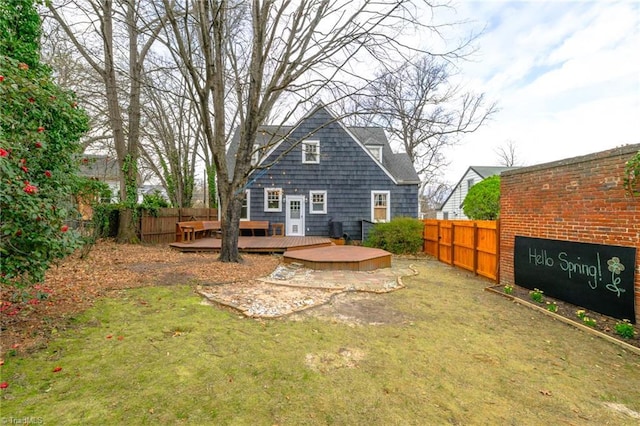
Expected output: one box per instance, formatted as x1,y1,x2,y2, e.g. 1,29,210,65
245,106,418,239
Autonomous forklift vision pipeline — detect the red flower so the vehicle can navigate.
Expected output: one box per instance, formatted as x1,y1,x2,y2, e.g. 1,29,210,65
23,182,38,194
28,299,40,306
0,148,8,157
44,170,52,178
0,382,8,389
21,166,28,173
28,97,35,103
35,142,42,148
37,126,45,132
61,225,69,232
53,366,62,373
0,75,4,82
18,62,29,70
20,158,26,164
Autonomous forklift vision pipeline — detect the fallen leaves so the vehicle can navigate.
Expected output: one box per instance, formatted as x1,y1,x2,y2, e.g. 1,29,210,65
1,240,280,355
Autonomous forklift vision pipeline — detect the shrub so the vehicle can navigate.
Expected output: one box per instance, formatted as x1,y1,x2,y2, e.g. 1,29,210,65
139,191,170,216
0,1,89,286
463,175,501,220
364,217,424,255
615,320,635,339
529,288,544,303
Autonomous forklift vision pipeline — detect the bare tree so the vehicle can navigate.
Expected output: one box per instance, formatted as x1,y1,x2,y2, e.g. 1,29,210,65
420,181,452,218
40,23,113,152
355,55,497,196
495,139,522,167
138,64,200,207
46,0,167,242
159,0,437,262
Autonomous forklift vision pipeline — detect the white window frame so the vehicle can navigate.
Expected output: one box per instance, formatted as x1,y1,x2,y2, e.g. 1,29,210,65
240,190,250,221
368,146,383,162
371,190,390,222
302,140,320,164
264,188,283,212
309,190,327,214
251,143,260,166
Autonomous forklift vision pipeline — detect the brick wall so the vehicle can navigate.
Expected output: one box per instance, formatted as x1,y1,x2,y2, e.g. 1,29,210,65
500,144,640,323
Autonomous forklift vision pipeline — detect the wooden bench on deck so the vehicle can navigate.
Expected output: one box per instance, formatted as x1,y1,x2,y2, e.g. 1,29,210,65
176,221,221,242
176,220,271,242
239,221,270,237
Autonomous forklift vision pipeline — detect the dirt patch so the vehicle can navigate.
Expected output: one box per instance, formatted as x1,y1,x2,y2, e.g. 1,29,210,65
305,347,366,372
290,291,412,325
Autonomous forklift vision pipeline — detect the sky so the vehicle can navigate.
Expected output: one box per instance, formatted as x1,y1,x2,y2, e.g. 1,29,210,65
437,0,640,184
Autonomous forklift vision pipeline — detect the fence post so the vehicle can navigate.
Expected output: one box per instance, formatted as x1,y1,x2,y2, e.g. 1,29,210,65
450,221,455,266
495,219,501,282
473,222,478,276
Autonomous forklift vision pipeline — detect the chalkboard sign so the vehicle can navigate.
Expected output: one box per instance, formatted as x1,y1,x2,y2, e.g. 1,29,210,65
514,236,636,323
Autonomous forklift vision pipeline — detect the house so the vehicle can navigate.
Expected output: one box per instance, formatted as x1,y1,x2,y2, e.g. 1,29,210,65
437,166,519,220
78,154,120,203
227,104,420,240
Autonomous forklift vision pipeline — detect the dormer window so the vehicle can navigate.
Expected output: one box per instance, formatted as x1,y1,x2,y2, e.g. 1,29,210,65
302,140,320,164
368,145,383,162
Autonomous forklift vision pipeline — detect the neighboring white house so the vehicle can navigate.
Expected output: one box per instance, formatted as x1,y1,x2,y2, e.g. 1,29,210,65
437,166,519,220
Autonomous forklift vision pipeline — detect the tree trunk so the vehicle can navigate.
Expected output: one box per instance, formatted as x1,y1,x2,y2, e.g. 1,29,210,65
219,196,241,262
116,208,138,243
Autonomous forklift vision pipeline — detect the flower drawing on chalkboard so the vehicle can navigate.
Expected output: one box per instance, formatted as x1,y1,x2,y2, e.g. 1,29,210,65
607,257,625,275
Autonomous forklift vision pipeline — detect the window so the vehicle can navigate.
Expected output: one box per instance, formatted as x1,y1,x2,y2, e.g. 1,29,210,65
240,190,250,220
368,146,382,162
467,178,475,190
371,190,390,222
309,191,327,214
302,140,320,164
264,188,282,212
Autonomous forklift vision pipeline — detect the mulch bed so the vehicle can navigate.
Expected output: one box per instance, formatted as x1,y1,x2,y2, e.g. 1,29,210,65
487,283,640,350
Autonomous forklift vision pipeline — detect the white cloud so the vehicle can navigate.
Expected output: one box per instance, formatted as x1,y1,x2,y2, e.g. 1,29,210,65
440,0,640,183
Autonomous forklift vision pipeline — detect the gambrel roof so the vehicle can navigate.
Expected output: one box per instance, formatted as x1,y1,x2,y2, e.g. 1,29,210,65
227,104,420,184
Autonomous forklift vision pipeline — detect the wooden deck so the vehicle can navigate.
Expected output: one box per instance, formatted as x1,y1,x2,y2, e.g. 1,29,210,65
169,236,333,253
284,246,391,271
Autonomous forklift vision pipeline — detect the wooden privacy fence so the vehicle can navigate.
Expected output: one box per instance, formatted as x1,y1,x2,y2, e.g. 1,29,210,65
140,208,218,244
423,219,500,281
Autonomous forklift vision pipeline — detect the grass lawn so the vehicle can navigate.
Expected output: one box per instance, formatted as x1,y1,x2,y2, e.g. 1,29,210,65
2,259,639,425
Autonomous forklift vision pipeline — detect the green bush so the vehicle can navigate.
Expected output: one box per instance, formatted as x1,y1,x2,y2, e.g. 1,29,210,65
463,175,501,220
0,1,89,286
92,204,120,239
139,191,170,216
364,217,424,255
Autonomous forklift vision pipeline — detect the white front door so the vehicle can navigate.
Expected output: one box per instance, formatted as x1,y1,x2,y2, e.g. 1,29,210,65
286,195,305,236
